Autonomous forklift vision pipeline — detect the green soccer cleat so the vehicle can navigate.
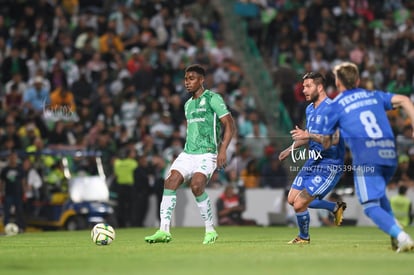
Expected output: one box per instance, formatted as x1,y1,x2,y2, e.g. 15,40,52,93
203,231,218,244
333,201,347,226
144,230,172,244
287,236,310,244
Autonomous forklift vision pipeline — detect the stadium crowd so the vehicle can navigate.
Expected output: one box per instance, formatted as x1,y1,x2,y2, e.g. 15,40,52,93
236,0,414,190
0,0,287,228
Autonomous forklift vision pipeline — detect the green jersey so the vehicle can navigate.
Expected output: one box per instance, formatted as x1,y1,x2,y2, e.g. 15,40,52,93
184,89,230,154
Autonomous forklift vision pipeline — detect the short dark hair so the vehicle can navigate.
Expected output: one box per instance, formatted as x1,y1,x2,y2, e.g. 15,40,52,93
398,185,408,195
302,72,326,87
185,64,206,76
11,83,18,91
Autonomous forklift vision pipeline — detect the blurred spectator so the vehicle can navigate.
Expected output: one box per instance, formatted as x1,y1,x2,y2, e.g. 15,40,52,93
137,16,157,49
209,36,234,66
97,104,121,137
168,94,185,128
22,157,42,211
70,70,93,108
0,151,27,232
26,137,55,171
131,54,156,96
119,14,141,49
396,124,414,155
390,154,414,188
240,158,260,189
260,154,288,189
216,185,257,226
113,148,138,227
47,120,75,148
176,5,200,36
166,38,188,70
133,153,152,227
0,117,22,151
23,75,50,114
5,72,27,95
225,143,252,178
5,83,23,110
386,68,413,96
49,84,77,114
243,119,270,159
408,146,414,178
86,52,107,85
149,5,171,47
119,91,140,139
150,111,174,152
44,160,66,193
126,47,143,75
74,26,100,51
17,119,42,150
1,47,28,83
27,68,51,91
390,185,413,227
239,110,268,138
98,26,124,62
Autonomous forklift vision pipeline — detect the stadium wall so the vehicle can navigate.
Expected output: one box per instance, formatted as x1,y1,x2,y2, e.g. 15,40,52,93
143,188,414,228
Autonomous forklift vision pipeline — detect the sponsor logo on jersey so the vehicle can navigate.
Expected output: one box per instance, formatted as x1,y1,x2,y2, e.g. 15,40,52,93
188,117,206,123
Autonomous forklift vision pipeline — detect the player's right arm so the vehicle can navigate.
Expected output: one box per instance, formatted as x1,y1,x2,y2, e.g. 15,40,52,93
391,94,414,138
279,139,308,161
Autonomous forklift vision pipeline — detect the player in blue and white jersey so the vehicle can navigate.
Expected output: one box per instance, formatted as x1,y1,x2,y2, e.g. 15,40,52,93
322,62,414,253
279,72,347,244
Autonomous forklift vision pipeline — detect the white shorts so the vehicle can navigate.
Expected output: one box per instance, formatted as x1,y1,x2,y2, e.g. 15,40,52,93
168,152,217,182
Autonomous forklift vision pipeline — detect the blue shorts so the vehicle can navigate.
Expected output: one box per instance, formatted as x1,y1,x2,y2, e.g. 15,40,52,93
292,164,343,199
353,164,396,204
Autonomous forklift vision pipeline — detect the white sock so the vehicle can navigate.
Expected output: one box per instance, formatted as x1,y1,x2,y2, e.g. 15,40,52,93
159,190,177,233
397,231,411,243
196,193,215,233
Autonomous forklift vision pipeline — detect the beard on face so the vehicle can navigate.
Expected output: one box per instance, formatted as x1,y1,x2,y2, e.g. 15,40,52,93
310,90,319,103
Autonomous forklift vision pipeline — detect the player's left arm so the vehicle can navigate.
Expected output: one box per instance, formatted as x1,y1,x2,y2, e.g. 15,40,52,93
391,94,414,138
218,113,235,169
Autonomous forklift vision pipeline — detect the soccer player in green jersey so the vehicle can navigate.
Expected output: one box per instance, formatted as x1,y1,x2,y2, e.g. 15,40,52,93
145,64,235,244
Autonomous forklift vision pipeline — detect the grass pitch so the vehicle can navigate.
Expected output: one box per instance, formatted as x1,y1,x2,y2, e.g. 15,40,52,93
0,226,413,275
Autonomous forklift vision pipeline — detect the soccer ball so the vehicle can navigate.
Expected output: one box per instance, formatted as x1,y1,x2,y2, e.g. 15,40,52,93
4,223,19,236
91,223,115,245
